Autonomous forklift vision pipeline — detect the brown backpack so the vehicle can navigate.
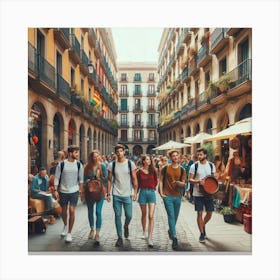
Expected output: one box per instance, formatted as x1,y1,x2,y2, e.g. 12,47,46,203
86,179,103,202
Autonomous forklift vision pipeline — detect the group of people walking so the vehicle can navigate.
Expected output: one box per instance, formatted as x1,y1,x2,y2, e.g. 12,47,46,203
30,144,218,250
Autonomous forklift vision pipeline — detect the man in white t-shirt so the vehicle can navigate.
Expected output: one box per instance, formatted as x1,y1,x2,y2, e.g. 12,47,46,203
189,147,216,243
54,145,84,243
107,144,138,247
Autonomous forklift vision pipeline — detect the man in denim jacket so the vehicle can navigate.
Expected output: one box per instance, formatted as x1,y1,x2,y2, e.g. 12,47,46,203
30,166,53,211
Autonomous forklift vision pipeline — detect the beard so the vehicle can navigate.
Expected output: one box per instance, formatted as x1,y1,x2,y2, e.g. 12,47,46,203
199,155,207,162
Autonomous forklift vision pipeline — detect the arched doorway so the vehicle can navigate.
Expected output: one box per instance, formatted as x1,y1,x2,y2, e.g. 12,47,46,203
206,118,213,135
133,145,143,157
68,119,76,146
219,112,230,165
79,124,85,162
87,127,92,157
239,103,252,121
53,113,64,160
93,130,97,149
29,102,47,173
146,145,156,155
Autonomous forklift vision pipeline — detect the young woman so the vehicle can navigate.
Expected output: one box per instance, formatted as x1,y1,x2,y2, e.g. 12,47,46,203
137,155,158,248
84,150,108,245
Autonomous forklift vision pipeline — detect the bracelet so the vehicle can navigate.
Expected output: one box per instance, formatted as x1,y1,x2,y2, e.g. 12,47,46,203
106,193,111,196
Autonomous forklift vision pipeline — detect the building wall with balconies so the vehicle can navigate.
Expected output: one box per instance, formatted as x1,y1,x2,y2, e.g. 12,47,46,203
117,62,158,156
28,28,119,173
157,28,252,159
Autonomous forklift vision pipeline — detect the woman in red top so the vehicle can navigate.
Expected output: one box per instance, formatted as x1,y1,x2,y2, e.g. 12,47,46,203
137,154,158,248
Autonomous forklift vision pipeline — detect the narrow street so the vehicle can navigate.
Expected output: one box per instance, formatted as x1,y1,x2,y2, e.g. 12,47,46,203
29,193,251,253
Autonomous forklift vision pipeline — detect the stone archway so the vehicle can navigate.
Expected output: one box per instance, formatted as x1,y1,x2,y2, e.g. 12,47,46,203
29,102,48,173
68,119,77,146
79,124,85,162
53,113,64,160
146,145,156,155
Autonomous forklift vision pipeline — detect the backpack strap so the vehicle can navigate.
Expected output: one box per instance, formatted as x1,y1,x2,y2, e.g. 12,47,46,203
58,161,65,186
112,160,116,183
162,165,168,191
209,162,214,175
77,161,81,182
128,159,132,184
194,162,199,179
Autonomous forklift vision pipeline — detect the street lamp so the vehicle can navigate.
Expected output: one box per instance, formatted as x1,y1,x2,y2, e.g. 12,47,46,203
88,61,94,74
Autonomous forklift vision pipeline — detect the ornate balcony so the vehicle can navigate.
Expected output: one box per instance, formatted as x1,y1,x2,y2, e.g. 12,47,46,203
147,91,156,97
119,107,129,113
119,91,129,97
88,28,97,47
56,73,71,104
120,122,129,128
133,105,143,113
54,28,70,49
69,34,81,65
146,122,157,128
133,121,144,128
147,106,156,113
210,28,229,54
197,44,212,68
133,91,142,97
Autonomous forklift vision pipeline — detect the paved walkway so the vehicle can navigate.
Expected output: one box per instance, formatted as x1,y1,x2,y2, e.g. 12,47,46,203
28,193,251,254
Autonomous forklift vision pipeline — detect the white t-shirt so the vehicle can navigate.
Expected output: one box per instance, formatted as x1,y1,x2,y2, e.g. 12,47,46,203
54,160,84,193
108,159,136,197
189,161,216,197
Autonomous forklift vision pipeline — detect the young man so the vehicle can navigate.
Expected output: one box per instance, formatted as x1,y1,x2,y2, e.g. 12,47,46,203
30,166,53,211
188,148,216,243
54,145,84,242
159,149,186,250
107,144,138,247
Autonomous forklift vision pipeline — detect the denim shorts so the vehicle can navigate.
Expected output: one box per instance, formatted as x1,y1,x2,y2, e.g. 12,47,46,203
138,188,156,204
59,191,79,207
194,196,214,212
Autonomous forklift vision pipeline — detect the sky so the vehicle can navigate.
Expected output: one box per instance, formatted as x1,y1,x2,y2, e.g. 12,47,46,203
111,28,163,63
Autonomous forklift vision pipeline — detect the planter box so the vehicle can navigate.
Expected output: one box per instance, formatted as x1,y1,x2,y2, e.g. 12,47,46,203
243,214,252,234
223,213,235,223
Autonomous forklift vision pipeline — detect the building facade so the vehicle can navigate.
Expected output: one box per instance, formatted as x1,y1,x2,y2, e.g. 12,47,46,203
157,28,252,162
28,28,119,173
117,62,158,156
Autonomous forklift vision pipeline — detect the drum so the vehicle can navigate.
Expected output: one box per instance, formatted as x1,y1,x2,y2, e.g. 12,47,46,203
202,175,219,194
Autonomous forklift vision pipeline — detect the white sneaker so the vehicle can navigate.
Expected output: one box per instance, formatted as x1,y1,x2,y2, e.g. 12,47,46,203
148,239,154,248
65,233,72,242
61,225,67,237
141,231,146,239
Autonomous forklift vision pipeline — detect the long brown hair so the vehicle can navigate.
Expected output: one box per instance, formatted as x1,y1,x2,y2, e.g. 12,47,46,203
141,154,155,174
84,150,103,177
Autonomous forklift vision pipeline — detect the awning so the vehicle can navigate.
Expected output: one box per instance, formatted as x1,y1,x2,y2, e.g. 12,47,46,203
153,140,191,151
205,117,252,141
184,132,212,144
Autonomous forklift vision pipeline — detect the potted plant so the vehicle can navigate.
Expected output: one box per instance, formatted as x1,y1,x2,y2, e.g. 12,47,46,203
220,207,236,223
217,74,231,93
206,81,218,99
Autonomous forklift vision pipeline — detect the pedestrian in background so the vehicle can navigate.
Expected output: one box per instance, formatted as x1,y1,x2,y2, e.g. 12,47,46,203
137,154,158,248
54,145,84,243
84,150,108,245
158,149,186,250
30,166,53,212
107,144,138,247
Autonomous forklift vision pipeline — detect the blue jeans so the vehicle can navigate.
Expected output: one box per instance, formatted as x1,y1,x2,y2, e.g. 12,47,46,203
86,196,105,231
163,196,182,239
31,192,53,211
113,195,132,237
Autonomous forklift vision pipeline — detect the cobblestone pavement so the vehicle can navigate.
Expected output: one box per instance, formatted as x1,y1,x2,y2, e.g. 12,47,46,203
28,193,252,254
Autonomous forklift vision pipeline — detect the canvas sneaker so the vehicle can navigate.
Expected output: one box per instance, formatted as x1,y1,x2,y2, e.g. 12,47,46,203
148,239,154,248
172,237,178,250
115,237,123,247
141,231,146,239
65,233,72,243
124,225,129,238
199,232,206,243
60,225,67,237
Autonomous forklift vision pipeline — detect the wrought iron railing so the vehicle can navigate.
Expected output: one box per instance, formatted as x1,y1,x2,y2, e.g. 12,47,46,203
37,54,55,88
197,44,209,65
61,28,70,40
210,28,228,51
28,43,37,73
69,34,81,55
80,49,89,67
57,73,71,101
